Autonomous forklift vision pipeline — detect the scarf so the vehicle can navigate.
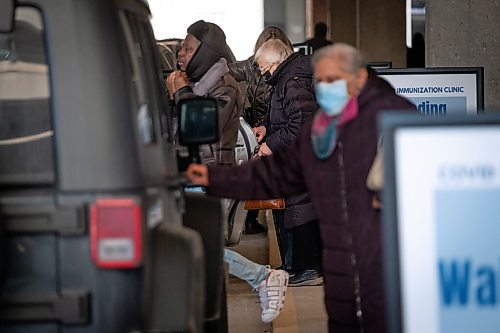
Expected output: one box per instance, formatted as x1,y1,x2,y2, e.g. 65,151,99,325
311,96,359,159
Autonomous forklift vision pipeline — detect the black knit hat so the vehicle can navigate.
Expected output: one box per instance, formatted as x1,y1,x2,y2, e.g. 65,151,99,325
187,20,227,55
186,20,227,82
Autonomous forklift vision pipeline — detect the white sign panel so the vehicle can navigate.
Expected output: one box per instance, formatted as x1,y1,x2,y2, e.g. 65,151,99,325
393,125,500,333
378,69,482,115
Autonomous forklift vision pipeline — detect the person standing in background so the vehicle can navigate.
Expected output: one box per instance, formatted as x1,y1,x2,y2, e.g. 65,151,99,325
253,38,323,286
406,32,425,68
228,26,294,235
229,26,293,133
167,20,240,166
304,22,333,53
167,20,289,323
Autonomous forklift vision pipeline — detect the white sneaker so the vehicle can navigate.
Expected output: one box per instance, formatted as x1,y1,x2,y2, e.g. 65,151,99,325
256,269,289,323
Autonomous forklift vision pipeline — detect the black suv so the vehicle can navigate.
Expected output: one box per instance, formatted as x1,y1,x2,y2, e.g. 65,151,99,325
0,0,225,332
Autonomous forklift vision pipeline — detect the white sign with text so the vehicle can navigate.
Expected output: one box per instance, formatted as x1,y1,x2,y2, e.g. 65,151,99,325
394,126,500,333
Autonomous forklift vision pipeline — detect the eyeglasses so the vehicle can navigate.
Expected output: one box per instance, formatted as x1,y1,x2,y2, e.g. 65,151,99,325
258,64,273,74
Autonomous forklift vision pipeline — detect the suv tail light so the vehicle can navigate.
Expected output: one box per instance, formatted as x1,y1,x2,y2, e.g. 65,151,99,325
90,198,142,269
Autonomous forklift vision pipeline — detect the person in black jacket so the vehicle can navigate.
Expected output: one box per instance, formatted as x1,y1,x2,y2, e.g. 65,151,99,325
304,22,333,53
229,26,293,131
228,26,293,234
167,20,290,322
254,39,323,286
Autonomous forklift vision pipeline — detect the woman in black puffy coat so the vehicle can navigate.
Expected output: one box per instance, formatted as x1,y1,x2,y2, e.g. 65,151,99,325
228,26,293,132
228,27,293,235
253,38,323,286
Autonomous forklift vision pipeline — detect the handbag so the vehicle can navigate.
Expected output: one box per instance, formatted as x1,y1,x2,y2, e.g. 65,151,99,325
244,198,285,210
243,145,286,210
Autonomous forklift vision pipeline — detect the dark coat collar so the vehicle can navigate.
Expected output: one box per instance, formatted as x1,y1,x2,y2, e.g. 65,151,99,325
266,52,311,86
358,67,398,108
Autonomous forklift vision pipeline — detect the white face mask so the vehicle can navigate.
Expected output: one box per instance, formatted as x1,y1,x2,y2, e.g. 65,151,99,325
315,79,349,116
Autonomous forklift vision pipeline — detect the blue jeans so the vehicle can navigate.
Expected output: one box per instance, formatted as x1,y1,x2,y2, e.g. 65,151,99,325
185,188,269,289
224,249,269,289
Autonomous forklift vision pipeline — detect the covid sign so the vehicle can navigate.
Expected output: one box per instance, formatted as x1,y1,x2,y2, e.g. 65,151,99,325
377,68,483,115
383,120,500,333
436,186,500,331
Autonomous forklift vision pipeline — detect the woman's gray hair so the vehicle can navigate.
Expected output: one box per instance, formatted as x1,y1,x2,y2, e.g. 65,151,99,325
312,43,365,74
254,39,294,67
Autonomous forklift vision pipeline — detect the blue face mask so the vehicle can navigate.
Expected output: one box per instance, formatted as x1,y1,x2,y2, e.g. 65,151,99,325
315,80,349,116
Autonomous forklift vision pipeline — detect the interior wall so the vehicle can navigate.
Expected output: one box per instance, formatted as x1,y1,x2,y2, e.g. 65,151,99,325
329,1,356,46
325,0,407,67
360,0,406,67
310,0,331,39
426,0,500,109
264,0,306,44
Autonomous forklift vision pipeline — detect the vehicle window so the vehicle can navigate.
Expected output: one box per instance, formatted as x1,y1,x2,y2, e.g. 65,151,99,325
136,19,174,142
0,7,54,185
157,42,177,73
118,10,174,144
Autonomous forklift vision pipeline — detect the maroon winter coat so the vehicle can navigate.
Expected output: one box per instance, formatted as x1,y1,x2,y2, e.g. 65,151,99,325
207,70,416,332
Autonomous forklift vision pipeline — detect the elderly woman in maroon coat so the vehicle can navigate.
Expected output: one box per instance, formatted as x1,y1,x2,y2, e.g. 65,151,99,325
187,43,416,332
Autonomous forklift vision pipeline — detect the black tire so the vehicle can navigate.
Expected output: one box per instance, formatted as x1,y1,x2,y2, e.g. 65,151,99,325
0,219,4,285
204,277,228,333
218,279,229,333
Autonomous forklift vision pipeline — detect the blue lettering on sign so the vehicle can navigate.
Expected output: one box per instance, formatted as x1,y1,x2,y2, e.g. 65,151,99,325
397,86,444,94
438,164,496,182
440,260,470,306
439,259,498,307
395,86,465,94
417,101,447,115
444,86,465,93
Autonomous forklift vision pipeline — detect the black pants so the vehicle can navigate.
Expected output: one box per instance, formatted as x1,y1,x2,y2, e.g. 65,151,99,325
244,210,259,227
272,210,289,267
291,219,322,271
272,210,322,271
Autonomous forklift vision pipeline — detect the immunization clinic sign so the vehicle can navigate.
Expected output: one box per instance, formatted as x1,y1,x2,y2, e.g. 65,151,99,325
377,68,484,115
381,114,500,333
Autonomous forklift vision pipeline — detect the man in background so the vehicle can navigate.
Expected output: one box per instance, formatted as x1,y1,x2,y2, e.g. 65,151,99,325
304,22,333,52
